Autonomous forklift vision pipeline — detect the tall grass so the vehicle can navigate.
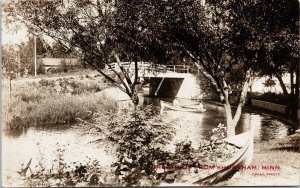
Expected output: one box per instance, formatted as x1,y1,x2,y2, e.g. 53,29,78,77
3,76,117,130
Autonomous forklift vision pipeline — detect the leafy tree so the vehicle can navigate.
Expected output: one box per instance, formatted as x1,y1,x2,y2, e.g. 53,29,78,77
248,0,299,97
50,41,77,58
227,0,299,120
5,0,299,133
2,45,19,79
2,36,51,77
18,36,51,75
4,0,164,106
137,0,258,136
118,0,299,136
263,78,276,93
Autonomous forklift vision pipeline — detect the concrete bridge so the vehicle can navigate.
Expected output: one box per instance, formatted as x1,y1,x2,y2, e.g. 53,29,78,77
107,62,202,99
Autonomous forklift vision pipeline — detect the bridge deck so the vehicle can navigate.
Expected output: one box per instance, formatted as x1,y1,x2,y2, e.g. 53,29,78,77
143,72,190,78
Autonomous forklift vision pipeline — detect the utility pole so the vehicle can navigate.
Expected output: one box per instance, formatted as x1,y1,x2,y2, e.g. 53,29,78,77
34,35,37,77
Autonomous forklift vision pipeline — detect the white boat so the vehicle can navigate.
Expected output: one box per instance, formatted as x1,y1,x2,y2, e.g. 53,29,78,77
160,100,206,113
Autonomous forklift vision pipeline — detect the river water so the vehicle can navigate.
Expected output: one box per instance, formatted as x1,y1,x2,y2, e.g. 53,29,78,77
2,94,293,186
142,97,293,143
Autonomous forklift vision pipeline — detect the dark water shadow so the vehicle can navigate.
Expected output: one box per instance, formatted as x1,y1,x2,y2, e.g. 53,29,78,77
269,147,300,152
2,128,28,138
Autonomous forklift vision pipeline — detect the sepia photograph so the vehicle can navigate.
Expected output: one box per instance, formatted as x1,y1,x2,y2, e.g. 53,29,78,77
1,0,300,187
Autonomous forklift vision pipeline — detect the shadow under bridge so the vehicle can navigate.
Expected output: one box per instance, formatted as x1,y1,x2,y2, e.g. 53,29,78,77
141,66,201,99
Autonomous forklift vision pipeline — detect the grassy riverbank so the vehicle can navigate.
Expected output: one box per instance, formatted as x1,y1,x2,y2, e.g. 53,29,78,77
218,132,300,186
2,74,117,130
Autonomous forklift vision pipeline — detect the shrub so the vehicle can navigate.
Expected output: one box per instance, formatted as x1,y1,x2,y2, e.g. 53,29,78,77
251,92,291,106
55,79,107,95
38,79,55,87
57,60,69,73
79,104,239,186
92,105,176,186
37,60,45,75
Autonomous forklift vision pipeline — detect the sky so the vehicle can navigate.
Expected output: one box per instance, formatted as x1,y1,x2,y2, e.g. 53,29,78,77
2,27,28,45
1,1,29,45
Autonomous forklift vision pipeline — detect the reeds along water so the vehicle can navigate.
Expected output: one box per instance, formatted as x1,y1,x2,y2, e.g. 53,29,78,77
2,76,117,130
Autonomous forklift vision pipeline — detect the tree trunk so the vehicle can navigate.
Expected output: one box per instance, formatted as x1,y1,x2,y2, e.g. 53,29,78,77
224,103,235,136
290,68,294,95
223,72,253,137
10,78,12,98
224,103,243,137
131,58,139,106
276,75,288,95
295,62,299,96
223,87,236,137
131,89,139,106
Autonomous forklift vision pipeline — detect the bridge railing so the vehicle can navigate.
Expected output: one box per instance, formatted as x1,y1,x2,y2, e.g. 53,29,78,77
165,65,189,73
105,62,189,74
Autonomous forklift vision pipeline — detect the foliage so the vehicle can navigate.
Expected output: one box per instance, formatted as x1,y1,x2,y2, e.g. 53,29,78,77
56,77,106,95
155,0,257,135
138,0,298,135
228,0,299,97
176,123,233,164
263,78,276,91
37,59,46,75
3,76,115,130
14,105,176,186
50,41,77,58
90,0,263,134
5,0,298,132
101,105,175,186
150,123,236,183
2,36,51,77
21,144,117,187
2,45,19,79
4,93,116,130
198,71,220,101
38,78,56,87
250,92,295,107
3,0,158,104
94,108,236,185
57,59,69,73
48,59,85,74
15,113,238,186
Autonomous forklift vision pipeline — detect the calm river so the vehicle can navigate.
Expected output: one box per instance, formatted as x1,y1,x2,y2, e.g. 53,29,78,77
2,94,293,186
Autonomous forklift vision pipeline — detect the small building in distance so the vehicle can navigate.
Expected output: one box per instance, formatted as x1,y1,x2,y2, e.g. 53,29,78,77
41,58,80,73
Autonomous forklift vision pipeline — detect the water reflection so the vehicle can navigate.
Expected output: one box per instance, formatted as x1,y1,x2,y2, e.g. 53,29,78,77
2,127,116,186
2,128,28,138
143,97,293,143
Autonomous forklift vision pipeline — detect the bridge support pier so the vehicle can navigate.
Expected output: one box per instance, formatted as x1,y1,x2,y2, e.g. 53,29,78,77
155,77,165,96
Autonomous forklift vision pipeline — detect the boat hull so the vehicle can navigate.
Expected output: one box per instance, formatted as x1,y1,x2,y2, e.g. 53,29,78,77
159,131,253,185
160,100,206,113
193,131,253,185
